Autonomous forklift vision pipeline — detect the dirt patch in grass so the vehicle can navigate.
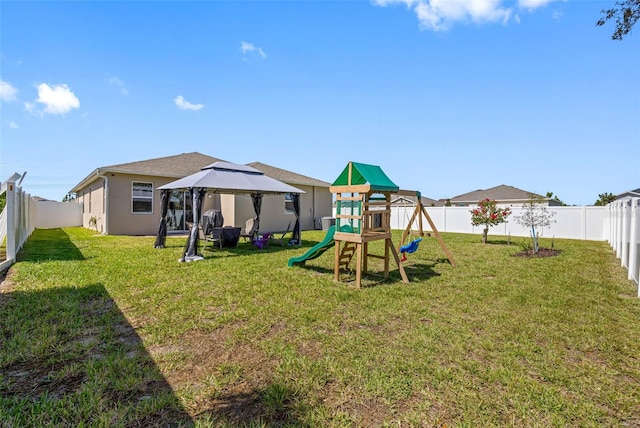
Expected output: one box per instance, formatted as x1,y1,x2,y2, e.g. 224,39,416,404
155,326,281,423
0,268,16,293
513,248,562,258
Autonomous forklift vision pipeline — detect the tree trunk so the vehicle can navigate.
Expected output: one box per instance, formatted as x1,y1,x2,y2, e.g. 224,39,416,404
482,227,488,244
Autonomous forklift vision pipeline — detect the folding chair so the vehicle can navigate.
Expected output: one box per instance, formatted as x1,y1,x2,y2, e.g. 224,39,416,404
240,218,258,242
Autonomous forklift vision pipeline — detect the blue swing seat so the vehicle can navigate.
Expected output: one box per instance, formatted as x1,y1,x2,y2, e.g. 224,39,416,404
400,237,422,254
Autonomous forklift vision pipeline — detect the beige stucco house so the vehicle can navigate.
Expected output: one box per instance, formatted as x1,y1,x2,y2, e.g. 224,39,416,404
70,152,332,235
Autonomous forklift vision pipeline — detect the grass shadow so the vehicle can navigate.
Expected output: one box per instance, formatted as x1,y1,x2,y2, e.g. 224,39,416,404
0,282,193,426
401,261,442,280
16,228,85,262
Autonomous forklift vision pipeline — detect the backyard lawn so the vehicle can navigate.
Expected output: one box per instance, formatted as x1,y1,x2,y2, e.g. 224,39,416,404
1,227,639,427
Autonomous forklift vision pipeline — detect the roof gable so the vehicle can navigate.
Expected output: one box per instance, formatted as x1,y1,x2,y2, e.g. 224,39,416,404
102,152,224,177
71,152,225,192
332,162,399,192
246,162,331,187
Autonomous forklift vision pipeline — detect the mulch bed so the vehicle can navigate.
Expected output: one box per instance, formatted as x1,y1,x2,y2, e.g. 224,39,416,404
513,248,561,258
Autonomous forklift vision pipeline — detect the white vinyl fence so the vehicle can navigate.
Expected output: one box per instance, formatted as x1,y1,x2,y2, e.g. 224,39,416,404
390,205,607,241
36,200,83,229
1,176,37,272
606,197,640,292
1,174,82,272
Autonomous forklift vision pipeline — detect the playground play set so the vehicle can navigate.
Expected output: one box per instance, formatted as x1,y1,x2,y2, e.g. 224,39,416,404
288,161,455,288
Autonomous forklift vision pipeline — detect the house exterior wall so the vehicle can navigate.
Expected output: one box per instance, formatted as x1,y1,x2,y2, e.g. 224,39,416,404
224,184,332,234
75,173,219,236
78,180,106,233
75,174,332,236
308,185,333,229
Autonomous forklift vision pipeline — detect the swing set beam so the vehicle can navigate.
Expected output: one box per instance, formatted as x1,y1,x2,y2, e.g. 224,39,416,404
397,189,456,267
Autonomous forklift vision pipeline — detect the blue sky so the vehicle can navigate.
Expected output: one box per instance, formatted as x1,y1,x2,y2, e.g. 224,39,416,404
1,0,638,205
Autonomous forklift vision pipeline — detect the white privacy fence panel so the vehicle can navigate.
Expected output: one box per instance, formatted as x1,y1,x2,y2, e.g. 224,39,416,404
606,197,640,291
0,207,6,246
1,173,82,272
36,200,82,229
0,177,37,272
393,206,606,240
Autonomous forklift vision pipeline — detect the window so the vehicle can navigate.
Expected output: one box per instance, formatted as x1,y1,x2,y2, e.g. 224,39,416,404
132,182,153,214
285,193,294,215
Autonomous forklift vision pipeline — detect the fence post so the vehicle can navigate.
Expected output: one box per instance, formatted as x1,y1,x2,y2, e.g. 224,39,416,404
5,179,16,261
628,198,639,290
443,205,447,232
621,198,631,268
616,200,623,258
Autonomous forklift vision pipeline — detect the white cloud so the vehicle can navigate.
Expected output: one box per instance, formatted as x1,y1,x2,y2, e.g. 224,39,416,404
373,0,560,31
174,95,204,111
518,0,555,9
107,76,129,95
240,41,267,59
9,120,18,129
35,83,80,115
1,80,18,102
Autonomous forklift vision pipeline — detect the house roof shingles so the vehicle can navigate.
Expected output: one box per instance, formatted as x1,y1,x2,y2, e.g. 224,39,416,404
101,152,224,177
247,162,331,187
71,152,224,192
71,153,330,193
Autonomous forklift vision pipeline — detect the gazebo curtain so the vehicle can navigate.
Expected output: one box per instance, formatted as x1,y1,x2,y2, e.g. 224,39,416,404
182,187,207,261
154,189,170,248
251,192,263,233
291,193,301,245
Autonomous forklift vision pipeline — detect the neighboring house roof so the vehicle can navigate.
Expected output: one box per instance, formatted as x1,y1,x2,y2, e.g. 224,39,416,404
332,162,399,192
449,184,544,204
391,194,443,207
247,162,331,188
617,188,640,199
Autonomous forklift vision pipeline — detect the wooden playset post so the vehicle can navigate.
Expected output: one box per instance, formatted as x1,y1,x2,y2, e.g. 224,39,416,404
330,162,408,288
396,189,456,267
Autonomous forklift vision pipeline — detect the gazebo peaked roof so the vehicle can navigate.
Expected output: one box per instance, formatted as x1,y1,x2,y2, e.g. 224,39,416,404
155,161,305,259
331,161,399,193
158,161,305,195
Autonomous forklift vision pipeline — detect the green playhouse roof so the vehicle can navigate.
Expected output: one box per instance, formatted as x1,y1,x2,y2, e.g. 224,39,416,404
332,162,399,192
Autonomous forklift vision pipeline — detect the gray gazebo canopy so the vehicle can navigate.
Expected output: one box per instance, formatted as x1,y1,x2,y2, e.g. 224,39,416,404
154,161,305,261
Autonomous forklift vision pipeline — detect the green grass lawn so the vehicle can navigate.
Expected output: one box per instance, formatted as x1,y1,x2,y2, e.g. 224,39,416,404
1,227,639,427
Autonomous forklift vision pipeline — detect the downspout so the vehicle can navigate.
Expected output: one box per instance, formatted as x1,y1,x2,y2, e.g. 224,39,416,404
312,186,316,230
97,172,109,235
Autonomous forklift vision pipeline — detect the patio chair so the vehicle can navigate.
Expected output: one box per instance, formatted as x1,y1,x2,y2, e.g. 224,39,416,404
206,227,224,251
269,221,292,247
251,233,271,250
192,223,223,252
240,218,258,242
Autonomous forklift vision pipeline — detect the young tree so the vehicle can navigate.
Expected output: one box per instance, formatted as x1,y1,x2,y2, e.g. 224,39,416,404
514,194,556,253
597,0,640,40
470,199,511,244
594,192,617,206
